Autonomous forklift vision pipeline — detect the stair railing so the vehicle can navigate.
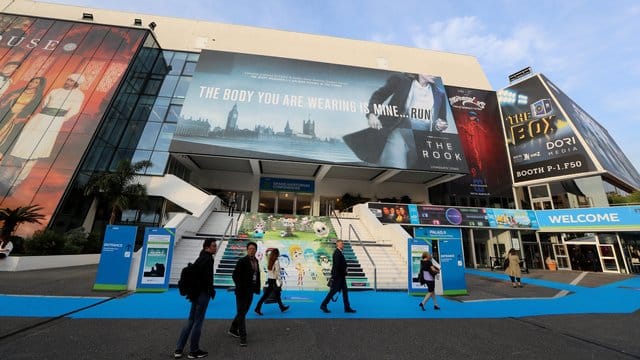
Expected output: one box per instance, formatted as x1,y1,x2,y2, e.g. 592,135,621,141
348,223,377,291
331,209,343,240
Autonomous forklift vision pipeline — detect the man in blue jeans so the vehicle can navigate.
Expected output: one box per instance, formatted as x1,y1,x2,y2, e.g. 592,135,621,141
174,239,217,359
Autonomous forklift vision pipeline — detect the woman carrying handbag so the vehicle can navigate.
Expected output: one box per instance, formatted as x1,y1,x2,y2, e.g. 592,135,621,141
255,248,290,315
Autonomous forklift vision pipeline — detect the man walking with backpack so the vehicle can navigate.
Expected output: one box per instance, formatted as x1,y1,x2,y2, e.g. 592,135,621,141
174,238,217,359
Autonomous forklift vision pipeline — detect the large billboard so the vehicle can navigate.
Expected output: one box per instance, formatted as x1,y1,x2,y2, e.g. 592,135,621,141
445,86,512,196
172,50,468,173
0,15,146,236
541,75,640,189
498,75,596,184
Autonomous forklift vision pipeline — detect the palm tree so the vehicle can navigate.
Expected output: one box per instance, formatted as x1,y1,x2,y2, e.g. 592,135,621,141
84,160,152,225
0,205,46,238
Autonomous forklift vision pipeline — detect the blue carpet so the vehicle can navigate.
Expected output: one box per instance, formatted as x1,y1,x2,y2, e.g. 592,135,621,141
2,272,639,320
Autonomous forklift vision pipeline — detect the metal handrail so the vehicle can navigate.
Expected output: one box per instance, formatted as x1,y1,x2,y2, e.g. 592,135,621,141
348,223,377,291
331,209,343,239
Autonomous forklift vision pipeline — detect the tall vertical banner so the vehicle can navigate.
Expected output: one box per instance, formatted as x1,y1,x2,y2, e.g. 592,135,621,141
437,230,467,295
446,86,512,197
93,225,137,290
414,227,467,295
136,227,175,292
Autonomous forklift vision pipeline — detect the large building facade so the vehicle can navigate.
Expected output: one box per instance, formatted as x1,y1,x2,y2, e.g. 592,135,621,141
1,1,639,274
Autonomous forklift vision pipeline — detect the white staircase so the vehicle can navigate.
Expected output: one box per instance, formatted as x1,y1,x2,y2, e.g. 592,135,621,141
197,212,240,236
168,212,242,285
331,212,408,290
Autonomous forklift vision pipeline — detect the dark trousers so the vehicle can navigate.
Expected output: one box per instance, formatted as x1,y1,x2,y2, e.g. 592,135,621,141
176,292,210,352
321,277,351,310
255,279,285,310
230,290,254,340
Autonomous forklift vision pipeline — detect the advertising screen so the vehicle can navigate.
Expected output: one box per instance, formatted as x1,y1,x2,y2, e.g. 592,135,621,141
498,75,596,183
0,15,146,236
541,75,640,189
172,50,468,173
446,86,512,196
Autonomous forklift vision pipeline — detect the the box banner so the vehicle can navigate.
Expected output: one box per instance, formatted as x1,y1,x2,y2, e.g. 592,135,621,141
498,75,596,183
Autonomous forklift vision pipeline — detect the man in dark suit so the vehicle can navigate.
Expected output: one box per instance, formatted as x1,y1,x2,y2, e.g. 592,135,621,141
366,72,448,168
320,240,356,313
228,241,260,347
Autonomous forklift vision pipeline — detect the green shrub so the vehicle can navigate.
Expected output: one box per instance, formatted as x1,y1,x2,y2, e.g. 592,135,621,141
24,230,66,255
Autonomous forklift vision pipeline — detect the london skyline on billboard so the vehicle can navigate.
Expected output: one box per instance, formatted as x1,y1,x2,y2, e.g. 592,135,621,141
173,50,469,173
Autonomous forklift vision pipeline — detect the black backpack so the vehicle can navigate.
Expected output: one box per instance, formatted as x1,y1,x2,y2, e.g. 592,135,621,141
178,262,198,297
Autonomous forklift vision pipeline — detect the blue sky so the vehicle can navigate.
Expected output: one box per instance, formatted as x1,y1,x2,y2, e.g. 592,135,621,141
44,0,640,174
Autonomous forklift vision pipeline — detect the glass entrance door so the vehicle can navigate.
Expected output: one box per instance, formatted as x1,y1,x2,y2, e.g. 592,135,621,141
553,244,571,270
598,244,620,273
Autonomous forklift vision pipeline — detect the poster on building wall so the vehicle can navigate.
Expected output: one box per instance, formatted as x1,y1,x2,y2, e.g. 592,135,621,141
541,75,640,189
498,75,595,184
0,15,147,236
136,227,175,292
486,208,539,229
368,202,490,227
445,86,512,197
172,50,468,173
234,214,370,289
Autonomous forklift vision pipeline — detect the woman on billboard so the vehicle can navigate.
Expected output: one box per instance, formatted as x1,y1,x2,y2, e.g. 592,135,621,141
5,74,85,187
0,76,46,158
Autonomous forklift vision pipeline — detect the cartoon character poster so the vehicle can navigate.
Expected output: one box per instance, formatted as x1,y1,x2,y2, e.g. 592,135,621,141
0,15,146,236
236,214,370,290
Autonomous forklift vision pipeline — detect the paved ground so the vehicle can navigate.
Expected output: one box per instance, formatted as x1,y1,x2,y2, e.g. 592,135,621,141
0,265,639,360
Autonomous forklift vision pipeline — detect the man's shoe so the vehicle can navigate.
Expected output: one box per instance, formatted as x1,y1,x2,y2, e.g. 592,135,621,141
240,339,247,347
254,308,263,316
174,350,184,359
187,349,208,359
320,305,330,313
434,305,440,310
280,305,290,312
345,308,357,313
227,329,240,338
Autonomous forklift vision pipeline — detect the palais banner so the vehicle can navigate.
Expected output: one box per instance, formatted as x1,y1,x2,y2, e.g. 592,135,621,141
498,75,595,183
173,50,468,173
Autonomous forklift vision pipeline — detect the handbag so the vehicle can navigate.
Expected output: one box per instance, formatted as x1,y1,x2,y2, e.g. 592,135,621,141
503,258,510,270
327,278,334,288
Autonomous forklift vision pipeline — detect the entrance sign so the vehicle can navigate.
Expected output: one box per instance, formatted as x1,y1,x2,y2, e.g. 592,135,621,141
93,225,137,291
136,227,175,292
414,227,467,295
